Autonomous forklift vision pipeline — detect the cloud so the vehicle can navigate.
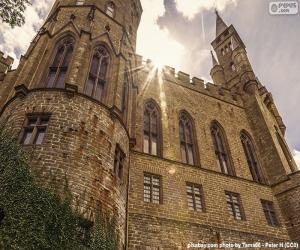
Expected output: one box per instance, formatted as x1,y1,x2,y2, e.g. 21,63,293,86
0,0,54,68
174,0,238,19
137,0,185,69
292,150,300,170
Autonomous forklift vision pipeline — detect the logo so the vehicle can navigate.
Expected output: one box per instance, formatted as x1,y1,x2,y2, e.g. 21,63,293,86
269,1,298,15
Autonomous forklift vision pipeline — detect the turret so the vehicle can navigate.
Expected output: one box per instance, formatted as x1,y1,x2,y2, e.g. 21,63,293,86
211,10,249,91
0,0,143,248
210,51,226,86
0,51,14,80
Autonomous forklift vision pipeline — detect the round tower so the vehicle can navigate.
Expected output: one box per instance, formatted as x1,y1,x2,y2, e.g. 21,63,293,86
0,0,142,247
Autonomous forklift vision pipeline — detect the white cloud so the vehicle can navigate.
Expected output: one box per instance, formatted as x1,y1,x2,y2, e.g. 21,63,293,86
0,0,54,68
292,149,300,170
137,0,185,70
174,0,238,19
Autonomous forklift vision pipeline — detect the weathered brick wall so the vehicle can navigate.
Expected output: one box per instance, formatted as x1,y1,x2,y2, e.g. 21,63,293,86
273,172,300,243
128,152,290,249
0,89,129,246
134,68,261,182
129,213,289,250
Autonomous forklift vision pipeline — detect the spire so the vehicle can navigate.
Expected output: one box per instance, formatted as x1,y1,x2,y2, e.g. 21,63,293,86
211,50,218,67
215,9,228,38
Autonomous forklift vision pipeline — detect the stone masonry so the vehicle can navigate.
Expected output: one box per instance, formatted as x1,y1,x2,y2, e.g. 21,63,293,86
0,1,299,249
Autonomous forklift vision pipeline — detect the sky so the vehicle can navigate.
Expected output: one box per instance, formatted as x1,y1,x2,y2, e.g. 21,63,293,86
0,0,299,167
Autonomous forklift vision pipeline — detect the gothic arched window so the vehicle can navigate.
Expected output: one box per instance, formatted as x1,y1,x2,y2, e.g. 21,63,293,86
179,111,197,165
211,122,234,175
143,101,161,156
122,71,129,121
106,2,116,18
46,37,74,88
85,46,109,102
240,132,264,183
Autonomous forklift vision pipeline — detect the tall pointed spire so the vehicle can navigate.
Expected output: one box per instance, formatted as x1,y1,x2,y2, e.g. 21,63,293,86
215,9,228,38
211,50,218,67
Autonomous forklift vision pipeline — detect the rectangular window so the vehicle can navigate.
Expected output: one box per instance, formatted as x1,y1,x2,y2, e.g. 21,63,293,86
21,114,50,145
77,217,93,246
186,183,205,212
114,145,125,179
261,200,279,227
225,191,245,220
144,173,161,204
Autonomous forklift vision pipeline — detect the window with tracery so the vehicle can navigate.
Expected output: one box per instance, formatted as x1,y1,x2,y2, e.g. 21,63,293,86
211,123,233,175
46,37,74,88
179,112,197,165
144,101,161,156
240,132,264,183
85,46,109,102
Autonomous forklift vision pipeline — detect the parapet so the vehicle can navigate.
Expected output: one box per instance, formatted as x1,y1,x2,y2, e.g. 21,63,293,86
161,65,243,106
134,58,243,106
0,51,14,74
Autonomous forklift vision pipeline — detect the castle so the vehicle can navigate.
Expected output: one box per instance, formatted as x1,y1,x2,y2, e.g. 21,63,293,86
0,0,299,249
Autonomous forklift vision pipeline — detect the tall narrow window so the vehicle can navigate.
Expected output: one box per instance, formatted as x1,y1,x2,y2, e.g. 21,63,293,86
21,114,50,145
144,173,161,204
240,132,264,183
114,145,125,179
261,200,279,227
211,123,233,175
106,2,115,18
179,112,197,165
122,71,129,121
46,37,74,88
186,183,205,212
276,131,297,173
85,46,109,102
225,191,245,220
0,208,4,225
143,101,161,156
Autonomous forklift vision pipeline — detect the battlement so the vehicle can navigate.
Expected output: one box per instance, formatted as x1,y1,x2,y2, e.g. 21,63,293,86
0,51,14,75
138,58,243,107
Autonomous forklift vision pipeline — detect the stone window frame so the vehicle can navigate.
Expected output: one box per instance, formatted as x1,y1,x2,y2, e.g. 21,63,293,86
121,69,130,123
240,131,265,184
19,113,51,145
178,110,200,166
143,100,163,157
77,217,93,245
106,1,116,18
210,121,235,176
114,144,125,180
84,45,110,103
225,191,245,221
45,36,75,89
143,172,162,204
261,199,279,227
186,182,205,212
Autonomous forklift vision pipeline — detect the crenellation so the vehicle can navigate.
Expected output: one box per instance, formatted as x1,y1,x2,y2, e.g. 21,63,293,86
176,71,190,84
135,54,143,67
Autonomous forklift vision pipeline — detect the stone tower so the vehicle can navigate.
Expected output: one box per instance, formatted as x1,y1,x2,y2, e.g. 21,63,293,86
0,0,142,248
1,3,300,250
